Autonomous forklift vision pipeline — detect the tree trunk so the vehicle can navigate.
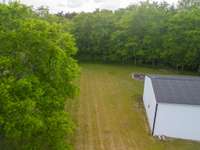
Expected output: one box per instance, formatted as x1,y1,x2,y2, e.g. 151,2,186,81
176,65,179,72
181,64,184,72
152,60,155,66
134,57,137,65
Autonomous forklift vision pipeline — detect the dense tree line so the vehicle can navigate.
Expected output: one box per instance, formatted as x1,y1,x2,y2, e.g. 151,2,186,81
68,0,200,72
0,2,79,150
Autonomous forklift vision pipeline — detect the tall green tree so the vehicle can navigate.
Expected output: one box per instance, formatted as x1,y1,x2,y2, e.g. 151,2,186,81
0,3,79,150
164,6,200,71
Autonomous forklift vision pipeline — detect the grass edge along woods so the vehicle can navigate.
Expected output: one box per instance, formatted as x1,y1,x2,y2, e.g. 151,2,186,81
0,3,79,150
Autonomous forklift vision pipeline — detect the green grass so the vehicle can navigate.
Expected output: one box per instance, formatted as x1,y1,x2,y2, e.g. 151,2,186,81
73,63,200,150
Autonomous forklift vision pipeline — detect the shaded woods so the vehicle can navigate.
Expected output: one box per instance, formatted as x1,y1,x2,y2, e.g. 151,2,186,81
62,0,200,72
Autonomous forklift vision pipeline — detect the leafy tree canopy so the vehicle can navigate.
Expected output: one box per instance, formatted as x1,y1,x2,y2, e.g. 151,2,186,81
0,2,79,150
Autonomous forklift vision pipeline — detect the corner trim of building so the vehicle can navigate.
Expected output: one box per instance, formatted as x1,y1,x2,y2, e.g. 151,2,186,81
152,103,158,135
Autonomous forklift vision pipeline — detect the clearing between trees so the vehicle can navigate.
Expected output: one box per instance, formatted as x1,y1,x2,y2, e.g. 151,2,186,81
73,63,200,150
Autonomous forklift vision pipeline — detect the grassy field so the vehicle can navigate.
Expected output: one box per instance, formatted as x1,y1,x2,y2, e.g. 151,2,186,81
72,63,200,150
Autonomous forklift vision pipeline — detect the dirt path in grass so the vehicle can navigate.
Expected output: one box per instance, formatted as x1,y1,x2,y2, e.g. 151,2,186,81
74,66,140,150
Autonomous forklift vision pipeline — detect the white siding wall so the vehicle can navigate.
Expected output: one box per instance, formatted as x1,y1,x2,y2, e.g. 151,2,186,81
155,103,200,141
143,76,157,131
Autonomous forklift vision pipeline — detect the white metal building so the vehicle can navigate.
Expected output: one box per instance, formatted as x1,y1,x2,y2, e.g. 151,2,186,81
143,75,200,141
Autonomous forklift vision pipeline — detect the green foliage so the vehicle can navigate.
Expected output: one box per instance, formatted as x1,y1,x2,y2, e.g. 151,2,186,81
1,0,200,148
71,0,200,72
72,10,115,61
0,2,79,150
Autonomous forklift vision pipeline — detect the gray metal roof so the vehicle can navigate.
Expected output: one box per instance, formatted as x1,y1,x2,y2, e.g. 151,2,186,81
148,75,200,105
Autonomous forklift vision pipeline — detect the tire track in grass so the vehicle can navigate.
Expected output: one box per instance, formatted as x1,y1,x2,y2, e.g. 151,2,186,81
96,72,118,150
87,78,102,150
91,70,106,150
77,68,139,150
86,70,101,150
94,73,127,150
119,117,139,150
90,96,102,150
105,74,132,150
115,79,139,150
111,75,139,150
75,104,83,150
88,70,105,150
86,78,94,150
75,104,84,150
75,73,86,150
93,94,106,150
90,75,108,150
82,73,90,150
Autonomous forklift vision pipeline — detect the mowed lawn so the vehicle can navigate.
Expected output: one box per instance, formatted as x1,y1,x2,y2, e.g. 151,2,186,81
73,63,200,150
